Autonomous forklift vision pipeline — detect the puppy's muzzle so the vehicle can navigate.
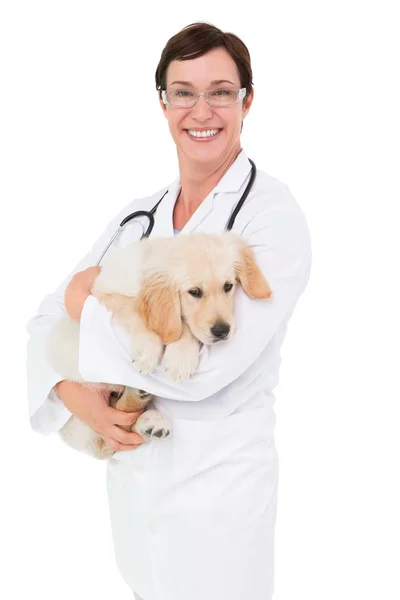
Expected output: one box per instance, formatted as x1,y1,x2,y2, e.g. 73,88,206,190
210,321,231,341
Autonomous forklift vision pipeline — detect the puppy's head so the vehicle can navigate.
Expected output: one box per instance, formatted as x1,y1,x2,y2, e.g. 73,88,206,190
178,234,272,345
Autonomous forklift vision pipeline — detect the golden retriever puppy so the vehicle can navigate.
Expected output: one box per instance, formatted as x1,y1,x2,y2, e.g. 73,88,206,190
47,232,272,459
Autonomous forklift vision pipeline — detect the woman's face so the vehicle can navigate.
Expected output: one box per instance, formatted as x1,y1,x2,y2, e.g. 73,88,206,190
159,47,254,165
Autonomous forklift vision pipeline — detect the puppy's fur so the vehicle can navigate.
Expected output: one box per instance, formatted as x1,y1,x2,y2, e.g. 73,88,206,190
47,232,272,459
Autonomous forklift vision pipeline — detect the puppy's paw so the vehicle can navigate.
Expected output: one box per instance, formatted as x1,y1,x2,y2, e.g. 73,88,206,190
131,333,164,374
90,437,115,460
134,410,171,440
97,443,116,460
161,340,200,382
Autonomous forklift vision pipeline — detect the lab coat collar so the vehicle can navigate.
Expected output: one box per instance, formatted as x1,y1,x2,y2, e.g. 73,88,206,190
151,149,252,236
213,149,253,193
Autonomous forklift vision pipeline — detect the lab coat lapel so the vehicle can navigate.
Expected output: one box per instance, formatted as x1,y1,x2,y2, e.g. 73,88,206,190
213,149,253,196
180,150,253,234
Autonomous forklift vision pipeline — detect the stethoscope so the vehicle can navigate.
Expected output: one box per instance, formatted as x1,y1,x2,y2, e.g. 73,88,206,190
96,158,257,266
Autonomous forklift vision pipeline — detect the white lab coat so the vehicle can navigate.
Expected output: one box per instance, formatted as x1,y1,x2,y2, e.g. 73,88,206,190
27,150,312,600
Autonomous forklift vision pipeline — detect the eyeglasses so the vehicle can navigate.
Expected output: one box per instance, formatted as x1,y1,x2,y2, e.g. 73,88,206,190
161,87,247,107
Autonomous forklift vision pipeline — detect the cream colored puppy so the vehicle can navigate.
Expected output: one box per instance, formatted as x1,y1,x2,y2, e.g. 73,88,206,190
47,232,272,459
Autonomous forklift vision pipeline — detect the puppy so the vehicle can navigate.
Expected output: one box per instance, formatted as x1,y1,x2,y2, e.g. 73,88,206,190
47,232,272,459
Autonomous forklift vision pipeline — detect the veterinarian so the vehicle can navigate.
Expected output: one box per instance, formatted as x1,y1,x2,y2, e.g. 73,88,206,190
27,22,312,600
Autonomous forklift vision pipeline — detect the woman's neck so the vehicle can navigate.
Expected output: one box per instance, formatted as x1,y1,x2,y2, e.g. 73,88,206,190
173,147,242,229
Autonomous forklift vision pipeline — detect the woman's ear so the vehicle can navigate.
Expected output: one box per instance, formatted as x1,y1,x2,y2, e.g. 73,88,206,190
234,241,272,299
136,273,182,344
242,87,254,121
158,91,168,118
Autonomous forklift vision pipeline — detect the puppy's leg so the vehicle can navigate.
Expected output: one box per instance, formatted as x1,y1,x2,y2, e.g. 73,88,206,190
47,318,164,458
46,316,82,382
113,387,171,441
111,386,152,413
110,386,152,433
161,322,200,382
95,292,165,374
59,415,115,460
133,410,171,440
108,385,171,443
60,387,171,457
125,311,165,374
91,388,163,458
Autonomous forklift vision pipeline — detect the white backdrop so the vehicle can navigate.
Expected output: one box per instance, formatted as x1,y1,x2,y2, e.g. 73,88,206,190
1,1,399,599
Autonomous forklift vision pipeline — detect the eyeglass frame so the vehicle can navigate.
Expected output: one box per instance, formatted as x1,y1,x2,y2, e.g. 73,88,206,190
161,87,247,107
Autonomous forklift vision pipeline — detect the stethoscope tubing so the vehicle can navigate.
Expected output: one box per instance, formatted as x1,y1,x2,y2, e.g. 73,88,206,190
96,159,256,266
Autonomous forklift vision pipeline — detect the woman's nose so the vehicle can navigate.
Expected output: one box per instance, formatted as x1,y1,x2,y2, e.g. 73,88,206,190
191,94,213,119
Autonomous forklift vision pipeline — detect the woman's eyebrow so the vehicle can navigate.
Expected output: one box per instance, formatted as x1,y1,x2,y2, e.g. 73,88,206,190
169,79,236,86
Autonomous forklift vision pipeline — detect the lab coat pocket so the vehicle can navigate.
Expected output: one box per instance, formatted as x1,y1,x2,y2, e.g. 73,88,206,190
171,406,278,511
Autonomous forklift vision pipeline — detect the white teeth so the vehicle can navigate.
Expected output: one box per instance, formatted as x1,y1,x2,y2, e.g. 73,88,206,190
187,129,220,138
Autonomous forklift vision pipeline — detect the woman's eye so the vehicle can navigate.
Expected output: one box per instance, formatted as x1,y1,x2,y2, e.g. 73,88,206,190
188,288,203,298
176,90,192,97
212,89,231,96
223,283,233,293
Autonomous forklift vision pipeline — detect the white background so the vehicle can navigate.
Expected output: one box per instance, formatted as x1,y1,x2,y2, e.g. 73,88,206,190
1,1,399,599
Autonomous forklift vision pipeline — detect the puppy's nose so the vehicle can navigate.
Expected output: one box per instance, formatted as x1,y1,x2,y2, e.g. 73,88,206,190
210,322,231,340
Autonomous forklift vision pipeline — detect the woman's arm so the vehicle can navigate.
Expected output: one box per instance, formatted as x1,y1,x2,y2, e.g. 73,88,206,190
64,266,100,322
26,196,146,434
27,260,105,433
78,205,312,401
53,380,145,450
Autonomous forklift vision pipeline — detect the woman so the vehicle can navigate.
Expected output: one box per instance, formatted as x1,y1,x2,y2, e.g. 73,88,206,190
27,22,312,600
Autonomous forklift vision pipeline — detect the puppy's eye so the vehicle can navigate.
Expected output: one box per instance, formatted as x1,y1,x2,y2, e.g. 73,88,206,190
188,287,203,298
223,283,233,293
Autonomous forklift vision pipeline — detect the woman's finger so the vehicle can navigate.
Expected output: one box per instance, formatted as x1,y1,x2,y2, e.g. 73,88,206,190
110,425,145,445
108,407,145,427
104,436,143,453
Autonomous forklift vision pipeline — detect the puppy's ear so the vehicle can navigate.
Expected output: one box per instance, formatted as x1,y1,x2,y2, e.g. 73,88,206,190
234,241,272,299
136,273,182,344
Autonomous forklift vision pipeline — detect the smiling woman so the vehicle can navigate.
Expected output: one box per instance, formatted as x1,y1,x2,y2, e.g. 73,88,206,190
158,42,254,229
157,45,253,172
27,20,312,600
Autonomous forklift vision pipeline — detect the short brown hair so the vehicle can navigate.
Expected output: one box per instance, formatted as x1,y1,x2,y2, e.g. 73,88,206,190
155,22,254,100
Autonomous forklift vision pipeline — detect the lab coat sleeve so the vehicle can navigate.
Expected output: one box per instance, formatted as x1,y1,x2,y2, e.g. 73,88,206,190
26,204,137,435
78,202,312,401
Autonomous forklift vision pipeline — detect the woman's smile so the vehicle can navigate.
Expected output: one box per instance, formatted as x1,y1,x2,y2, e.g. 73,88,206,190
184,128,223,141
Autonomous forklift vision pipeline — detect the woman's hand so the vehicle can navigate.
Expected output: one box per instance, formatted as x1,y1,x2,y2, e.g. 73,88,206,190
54,380,145,452
64,266,100,322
